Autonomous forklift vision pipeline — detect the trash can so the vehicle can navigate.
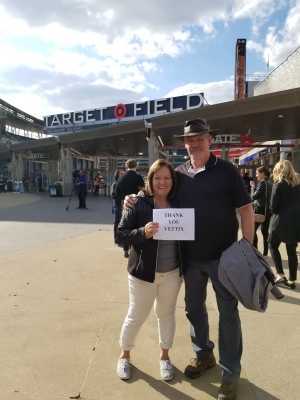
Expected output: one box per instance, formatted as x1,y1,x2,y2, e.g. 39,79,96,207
6,180,13,192
55,182,63,197
49,185,57,197
15,181,20,193
19,181,24,193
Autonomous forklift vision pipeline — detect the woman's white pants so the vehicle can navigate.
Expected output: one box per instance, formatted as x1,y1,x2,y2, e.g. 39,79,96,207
119,269,182,351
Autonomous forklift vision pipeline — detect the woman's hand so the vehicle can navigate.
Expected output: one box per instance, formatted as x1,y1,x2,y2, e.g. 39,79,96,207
144,222,159,239
123,194,137,209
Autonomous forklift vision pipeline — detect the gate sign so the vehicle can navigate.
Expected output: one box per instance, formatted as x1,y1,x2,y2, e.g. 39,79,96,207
44,93,205,133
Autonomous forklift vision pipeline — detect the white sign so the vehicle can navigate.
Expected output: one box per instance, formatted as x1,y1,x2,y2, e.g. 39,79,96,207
153,208,195,241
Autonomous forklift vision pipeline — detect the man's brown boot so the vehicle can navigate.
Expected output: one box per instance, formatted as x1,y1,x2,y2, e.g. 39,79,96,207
218,381,238,400
184,352,216,378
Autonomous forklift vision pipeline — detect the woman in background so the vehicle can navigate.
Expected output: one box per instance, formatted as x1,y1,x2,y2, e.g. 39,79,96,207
251,166,272,255
269,160,300,289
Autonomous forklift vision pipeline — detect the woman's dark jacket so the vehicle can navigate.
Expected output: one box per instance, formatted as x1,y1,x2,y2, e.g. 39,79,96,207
269,180,300,243
117,196,183,283
252,180,272,216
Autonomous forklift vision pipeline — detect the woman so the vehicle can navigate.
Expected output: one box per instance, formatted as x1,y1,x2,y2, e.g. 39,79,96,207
269,160,300,289
116,159,182,381
251,166,271,255
93,173,101,196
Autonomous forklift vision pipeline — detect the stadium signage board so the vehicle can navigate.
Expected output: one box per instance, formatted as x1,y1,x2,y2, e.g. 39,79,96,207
44,93,205,133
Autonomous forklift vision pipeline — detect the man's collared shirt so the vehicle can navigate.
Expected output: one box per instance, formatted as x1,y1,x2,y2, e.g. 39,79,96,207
187,165,206,176
175,154,251,261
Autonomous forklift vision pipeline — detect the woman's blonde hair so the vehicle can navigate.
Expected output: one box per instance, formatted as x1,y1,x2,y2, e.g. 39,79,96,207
146,159,176,199
272,160,300,187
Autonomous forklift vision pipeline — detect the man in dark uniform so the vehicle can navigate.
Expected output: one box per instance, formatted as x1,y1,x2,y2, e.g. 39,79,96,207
115,159,144,257
75,170,88,209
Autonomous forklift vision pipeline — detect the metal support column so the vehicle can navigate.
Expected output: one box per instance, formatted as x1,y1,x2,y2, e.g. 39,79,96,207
146,121,161,166
60,145,73,195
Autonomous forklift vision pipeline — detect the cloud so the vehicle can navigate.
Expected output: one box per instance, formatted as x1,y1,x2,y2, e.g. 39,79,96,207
263,1,300,67
247,1,300,68
232,0,285,33
0,0,290,118
0,66,144,117
0,1,285,39
247,40,264,54
165,79,234,104
46,83,142,112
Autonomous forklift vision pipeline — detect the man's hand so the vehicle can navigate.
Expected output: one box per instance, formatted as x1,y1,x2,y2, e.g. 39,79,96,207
144,222,159,239
123,194,138,209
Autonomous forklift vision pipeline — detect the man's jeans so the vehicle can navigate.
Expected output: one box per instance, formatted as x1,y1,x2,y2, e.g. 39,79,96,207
184,259,242,380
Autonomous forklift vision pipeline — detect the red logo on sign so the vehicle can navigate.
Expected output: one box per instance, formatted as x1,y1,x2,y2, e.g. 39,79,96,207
114,103,127,120
240,133,254,146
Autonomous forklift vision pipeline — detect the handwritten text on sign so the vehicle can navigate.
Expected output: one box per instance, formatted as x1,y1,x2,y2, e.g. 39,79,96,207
153,208,195,240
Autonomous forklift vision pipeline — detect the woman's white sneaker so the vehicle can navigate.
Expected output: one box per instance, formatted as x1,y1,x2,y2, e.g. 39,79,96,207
160,359,174,381
117,358,131,380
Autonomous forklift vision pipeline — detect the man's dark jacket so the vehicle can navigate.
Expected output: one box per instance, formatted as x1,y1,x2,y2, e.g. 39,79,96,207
115,170,144,207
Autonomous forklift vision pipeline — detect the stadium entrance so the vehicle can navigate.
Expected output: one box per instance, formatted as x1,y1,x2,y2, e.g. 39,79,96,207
1,88,300,195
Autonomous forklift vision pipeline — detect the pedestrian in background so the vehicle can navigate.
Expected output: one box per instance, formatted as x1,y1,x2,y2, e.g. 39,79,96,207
270,160,300,289
111,169,124,237
251,166,272,255
115,159,144,258
93,173,101,196
75,170,88,209
240,169,252,194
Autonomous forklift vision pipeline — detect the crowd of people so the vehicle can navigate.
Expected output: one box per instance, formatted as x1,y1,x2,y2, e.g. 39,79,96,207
249,161,300,289
111,118,299,400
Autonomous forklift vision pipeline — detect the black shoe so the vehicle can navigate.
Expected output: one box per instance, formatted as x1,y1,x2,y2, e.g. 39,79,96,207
124,250,129,258
287,281,296,289
275,276,289,287
184,353,216,379
218,381,238,400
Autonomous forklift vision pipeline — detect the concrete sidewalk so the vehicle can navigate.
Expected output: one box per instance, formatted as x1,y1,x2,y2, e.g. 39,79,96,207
0,194,299,399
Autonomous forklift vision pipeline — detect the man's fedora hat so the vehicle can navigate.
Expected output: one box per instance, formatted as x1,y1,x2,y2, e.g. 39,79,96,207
175,118,218,138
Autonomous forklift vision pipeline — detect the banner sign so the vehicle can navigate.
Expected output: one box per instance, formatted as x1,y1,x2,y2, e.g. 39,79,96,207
153,208,195,241
44,93,205,134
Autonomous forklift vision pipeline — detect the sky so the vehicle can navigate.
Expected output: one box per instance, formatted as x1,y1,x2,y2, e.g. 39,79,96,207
0,0,300,119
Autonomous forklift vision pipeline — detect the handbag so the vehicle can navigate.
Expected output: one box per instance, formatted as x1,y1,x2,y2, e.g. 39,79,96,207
254,213,266,223
254,181,268,224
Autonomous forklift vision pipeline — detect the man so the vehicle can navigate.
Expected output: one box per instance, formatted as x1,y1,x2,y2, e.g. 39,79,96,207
175,119,253,400
115,159,144,257
75,170,88,209
125,119,254,399
240,169,252,194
